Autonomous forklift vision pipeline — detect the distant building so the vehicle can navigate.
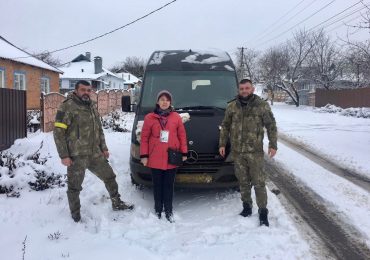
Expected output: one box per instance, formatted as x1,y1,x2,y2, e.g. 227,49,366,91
0,36,62,109
59,52,125,93
115,69,141,89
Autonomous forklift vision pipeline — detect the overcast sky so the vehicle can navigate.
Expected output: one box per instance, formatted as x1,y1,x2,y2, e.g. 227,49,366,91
1,0,368,67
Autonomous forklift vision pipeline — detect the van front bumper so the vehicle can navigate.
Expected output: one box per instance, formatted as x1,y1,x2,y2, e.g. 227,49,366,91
130,157,238,189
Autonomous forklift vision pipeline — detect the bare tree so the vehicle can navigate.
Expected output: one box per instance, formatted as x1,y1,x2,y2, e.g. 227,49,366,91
343,42,370,86
307,31,344,89
33,51,62,67
277,30,315,106
342,2,370,86
110,56,146,77
258,45,290,103
235,48,259,82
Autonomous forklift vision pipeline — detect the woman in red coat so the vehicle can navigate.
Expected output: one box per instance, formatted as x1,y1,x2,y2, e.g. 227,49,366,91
140,90,188,222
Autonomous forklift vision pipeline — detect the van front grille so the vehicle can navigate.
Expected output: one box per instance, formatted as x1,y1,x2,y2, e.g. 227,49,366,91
178,153,231,174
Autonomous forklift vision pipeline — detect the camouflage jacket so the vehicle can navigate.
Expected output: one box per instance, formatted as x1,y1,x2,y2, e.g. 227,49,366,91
53,93,108,158
219,94,277,154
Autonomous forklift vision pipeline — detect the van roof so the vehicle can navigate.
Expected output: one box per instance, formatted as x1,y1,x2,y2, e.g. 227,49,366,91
146,49,235,72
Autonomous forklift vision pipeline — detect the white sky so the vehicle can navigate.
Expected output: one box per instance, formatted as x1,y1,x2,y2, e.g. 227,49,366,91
1,0,369,67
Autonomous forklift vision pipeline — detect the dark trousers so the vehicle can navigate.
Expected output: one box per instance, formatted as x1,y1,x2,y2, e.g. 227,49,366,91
151,168,176,214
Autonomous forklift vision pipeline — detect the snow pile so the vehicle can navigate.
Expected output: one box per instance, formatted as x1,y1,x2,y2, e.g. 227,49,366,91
314,104,370,118
0,141,65,197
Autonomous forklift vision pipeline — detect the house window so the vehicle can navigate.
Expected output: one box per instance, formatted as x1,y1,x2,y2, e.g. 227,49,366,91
0,69,4,88
69,80,79,89
14,72,26,90
40,77,50,93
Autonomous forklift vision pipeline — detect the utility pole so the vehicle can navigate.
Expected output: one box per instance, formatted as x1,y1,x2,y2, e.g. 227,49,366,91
238,47,245,80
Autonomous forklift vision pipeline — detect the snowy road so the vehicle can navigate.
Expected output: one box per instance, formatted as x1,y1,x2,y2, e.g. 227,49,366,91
0,126,318,260
266,104,370,258
278,132,370,192
1,110,370,259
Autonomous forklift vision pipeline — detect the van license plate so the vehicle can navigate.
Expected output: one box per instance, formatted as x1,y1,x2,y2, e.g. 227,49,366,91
176,174,213,184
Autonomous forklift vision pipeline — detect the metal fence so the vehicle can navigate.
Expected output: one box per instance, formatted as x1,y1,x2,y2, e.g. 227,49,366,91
315,87,370,108
0,88,27,151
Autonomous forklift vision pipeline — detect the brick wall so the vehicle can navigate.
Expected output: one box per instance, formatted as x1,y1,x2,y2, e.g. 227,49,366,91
42,90,129,132
0,58,60,109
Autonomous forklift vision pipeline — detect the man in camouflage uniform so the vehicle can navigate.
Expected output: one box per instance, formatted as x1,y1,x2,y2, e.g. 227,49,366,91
53,80,134,222
219,79,277,227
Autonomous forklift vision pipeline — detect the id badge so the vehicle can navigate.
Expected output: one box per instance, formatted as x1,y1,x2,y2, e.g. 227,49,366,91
160,130,169,143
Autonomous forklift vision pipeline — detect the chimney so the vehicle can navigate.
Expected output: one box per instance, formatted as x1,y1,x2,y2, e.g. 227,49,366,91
85,52,91,61
94,56,103,74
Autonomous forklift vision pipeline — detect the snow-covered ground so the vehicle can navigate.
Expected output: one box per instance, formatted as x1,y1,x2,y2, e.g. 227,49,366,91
270,102,370,248
0,113,315,260
269,140,370,248
271,103,370,178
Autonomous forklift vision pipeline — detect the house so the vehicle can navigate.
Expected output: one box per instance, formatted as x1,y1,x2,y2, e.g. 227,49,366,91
59,52,125,93
0,36,63,109
115,69,141,89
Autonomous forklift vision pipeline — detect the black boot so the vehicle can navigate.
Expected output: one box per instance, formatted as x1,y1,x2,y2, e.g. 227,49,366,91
165,211,174,223
155,211,162,219
239,203,252,217
259,208,269,227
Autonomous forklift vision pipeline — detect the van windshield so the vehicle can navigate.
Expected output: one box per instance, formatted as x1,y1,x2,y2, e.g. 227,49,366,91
140,71,237,110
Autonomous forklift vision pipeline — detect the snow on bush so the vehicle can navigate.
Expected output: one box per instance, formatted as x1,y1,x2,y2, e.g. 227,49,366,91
314,104,370,118
27,110,41,132
102,111,131,132
0,141,65,196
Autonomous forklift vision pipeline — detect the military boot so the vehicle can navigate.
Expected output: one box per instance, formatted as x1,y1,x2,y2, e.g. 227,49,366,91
71,212,81,223
240,202,252,217
259,208,269,227
111,197,134,211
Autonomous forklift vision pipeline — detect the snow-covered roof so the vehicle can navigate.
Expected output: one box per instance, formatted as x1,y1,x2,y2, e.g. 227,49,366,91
0,36,63,73
115,72,140,84
59,60,122,81
146,49,235,71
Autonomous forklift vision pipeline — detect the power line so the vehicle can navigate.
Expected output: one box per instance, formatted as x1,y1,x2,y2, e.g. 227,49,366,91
253,0,336,47
248,0,309,44
308,1,365,32
326,13,364,33
12,0,178,59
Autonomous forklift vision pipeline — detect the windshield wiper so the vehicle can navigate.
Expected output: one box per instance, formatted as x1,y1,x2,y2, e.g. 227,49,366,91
176,106,225,111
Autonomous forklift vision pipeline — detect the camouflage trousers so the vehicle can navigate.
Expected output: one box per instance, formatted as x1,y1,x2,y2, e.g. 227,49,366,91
67,154,119,215
233,152,267,209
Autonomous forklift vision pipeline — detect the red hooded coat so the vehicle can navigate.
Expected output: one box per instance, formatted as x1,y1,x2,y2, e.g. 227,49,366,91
140,111,188,170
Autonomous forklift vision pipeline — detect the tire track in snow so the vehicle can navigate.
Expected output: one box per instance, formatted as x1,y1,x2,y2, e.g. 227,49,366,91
278,133,370,192
265,160,370,260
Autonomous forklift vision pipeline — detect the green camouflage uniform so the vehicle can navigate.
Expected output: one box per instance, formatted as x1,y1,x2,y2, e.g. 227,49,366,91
219,94,277,209
53,93,121,216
